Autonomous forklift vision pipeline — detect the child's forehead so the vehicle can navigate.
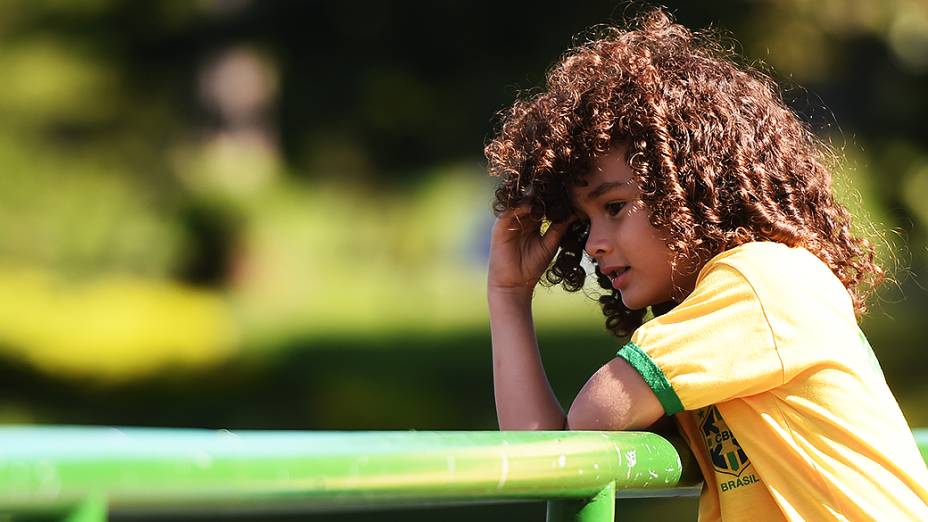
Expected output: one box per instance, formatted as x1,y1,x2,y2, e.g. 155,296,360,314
566,146,639,205
570,173,637,202
582,148,636,184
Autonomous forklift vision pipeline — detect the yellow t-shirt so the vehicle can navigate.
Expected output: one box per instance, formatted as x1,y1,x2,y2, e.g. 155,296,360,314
618,242,928,521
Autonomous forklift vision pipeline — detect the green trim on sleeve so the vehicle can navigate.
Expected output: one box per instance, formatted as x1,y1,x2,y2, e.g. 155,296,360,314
617,342,685,415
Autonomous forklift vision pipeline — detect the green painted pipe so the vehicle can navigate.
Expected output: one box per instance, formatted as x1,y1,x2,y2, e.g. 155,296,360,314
547,481,616,522
0,427,696,518
2,427,925,520
915,429,928,464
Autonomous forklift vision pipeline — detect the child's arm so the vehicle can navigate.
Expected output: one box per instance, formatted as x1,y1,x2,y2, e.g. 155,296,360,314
488,205,570,430
488,206,664,431
567,357,664,430
489,286,566,429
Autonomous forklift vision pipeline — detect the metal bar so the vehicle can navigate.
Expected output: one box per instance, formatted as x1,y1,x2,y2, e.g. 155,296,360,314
2,426,924,519
0,427,696,517
62,494,106,522
914,429,927,464
546,481,615,522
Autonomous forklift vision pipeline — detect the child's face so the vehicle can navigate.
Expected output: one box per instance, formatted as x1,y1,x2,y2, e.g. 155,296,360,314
571,146,697,310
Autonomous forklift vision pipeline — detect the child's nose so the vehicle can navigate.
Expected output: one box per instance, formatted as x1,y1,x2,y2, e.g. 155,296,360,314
584,229,612,258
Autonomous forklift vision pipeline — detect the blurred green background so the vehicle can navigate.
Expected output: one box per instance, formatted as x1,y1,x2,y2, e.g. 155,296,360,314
1,1,926,520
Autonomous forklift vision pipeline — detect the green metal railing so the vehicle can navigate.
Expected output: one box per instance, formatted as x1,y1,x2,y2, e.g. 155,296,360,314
0,427,925,521
0,427,700,521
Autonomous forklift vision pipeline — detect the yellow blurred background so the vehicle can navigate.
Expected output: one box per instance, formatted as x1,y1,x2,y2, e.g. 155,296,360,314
0,0,925,449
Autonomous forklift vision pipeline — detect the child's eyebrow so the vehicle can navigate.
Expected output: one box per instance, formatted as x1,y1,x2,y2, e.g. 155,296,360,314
586,179,633,201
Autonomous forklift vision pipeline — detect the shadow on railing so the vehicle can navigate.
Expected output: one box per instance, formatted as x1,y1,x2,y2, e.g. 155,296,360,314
1,427,925,521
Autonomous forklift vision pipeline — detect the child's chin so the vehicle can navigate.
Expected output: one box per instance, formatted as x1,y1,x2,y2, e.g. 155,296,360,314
619,294,648,311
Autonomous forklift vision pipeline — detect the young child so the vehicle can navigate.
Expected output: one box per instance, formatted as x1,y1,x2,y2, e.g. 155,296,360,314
484,8,928,521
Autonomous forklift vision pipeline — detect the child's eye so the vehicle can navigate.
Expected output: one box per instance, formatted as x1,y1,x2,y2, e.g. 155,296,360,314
605,201,626,216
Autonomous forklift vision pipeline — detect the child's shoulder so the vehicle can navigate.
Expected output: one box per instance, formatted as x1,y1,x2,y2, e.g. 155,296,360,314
696,241,854,317
701,241,835,283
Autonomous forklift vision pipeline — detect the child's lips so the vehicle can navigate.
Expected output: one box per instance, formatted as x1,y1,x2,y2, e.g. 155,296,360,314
603,266,630,289
611,269,629,289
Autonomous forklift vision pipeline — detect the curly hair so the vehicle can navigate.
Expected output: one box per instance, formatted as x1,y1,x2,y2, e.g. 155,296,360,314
484,7,883,338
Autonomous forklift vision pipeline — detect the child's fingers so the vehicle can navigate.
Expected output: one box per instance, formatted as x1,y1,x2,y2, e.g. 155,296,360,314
502,204,536,232
510,203,533,217
540,217,575,250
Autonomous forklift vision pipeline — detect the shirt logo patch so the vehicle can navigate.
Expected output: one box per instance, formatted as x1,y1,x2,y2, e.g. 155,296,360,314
698,405,751,477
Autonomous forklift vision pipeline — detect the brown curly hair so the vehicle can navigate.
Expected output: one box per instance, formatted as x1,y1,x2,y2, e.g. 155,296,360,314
484,7,883,338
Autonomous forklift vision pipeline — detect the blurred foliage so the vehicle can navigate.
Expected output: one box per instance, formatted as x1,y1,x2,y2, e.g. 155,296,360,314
0,264,235,379
0,1,927,519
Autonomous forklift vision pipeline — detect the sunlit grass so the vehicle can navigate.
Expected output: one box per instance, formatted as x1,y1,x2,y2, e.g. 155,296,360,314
0,265,237,380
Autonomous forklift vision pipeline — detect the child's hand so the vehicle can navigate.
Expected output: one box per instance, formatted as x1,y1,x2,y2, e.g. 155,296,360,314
487,204,574,296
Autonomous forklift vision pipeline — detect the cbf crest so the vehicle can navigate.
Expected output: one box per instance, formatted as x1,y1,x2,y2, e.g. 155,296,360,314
698,405,750,477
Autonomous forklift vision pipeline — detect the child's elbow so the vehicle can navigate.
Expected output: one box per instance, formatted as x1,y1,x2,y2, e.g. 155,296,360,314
567,357,666,431
566,400,634,431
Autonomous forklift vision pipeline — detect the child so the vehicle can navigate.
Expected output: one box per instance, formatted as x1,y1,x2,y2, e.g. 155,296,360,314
484,8,928,521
